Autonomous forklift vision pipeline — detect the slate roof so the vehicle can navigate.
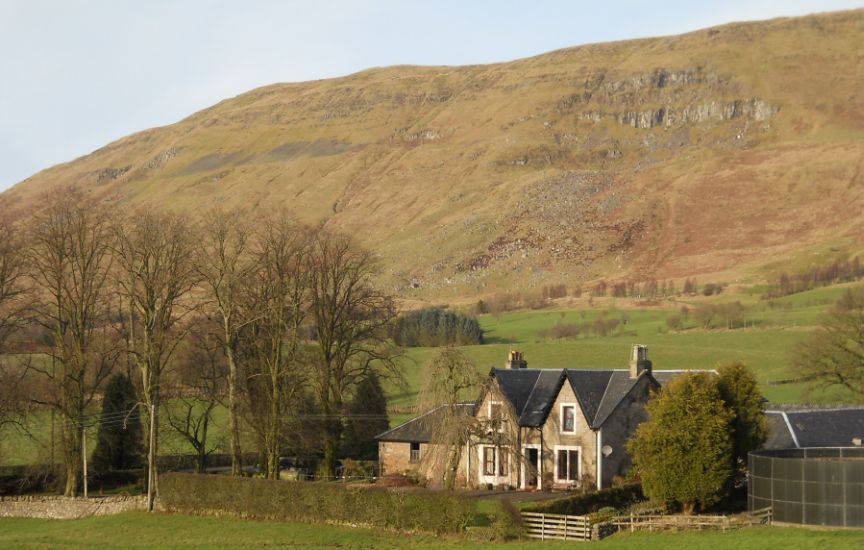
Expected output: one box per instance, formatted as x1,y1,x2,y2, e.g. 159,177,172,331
375,403,475,443
379,366,708,442
517,370,567,427
494,367,661,429
764,406,864,449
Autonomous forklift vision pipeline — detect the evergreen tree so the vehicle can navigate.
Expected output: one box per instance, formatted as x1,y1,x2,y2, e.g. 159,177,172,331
342,372,389,460
92,373,143,472
628,373,733,514
716,362,767,472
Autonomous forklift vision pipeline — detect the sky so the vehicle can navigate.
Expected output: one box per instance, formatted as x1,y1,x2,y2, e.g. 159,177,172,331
1,0,861,191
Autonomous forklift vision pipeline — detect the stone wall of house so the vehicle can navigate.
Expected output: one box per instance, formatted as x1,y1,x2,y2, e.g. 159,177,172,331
379,441,415,476
540,380,599,490
471,381,521,489
0,495,147,519
597,376,654,488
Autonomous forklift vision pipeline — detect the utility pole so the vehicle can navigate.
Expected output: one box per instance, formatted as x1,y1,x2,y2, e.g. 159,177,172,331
82,423,88,499
50,355,55,470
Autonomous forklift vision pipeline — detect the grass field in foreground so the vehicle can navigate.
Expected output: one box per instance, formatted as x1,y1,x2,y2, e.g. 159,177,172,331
1,512,863,550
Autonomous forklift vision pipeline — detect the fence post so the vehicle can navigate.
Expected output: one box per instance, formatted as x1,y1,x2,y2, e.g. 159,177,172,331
541,513,545,540
563,514,568,541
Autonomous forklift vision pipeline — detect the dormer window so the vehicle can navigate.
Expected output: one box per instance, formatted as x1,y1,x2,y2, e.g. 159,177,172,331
561,404,576,433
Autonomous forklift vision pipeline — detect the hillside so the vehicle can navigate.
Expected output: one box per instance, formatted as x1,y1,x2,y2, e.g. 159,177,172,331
5,9,864,300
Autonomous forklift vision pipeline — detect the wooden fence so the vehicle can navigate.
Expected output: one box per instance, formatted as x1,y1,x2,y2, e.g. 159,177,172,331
605,506,773,534
521,511,591,541
521,507,772,542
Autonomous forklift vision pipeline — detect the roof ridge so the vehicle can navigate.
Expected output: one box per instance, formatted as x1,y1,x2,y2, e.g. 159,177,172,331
590,370,618,427
517,370,545,424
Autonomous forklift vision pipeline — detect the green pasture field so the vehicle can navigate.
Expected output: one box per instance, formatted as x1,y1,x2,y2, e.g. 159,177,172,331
1,284,858,467
0,512,861,549
389,284,861,420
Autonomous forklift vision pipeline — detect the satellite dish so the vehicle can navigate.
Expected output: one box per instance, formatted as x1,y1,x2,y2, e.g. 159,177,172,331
601,445,613,458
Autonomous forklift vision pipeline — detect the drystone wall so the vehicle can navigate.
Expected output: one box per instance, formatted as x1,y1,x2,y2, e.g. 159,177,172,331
0,495,146,519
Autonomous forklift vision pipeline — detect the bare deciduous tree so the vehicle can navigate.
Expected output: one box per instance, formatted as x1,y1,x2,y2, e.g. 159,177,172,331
114,210,199,505
0,216,30,433
796,287,864,402
197,208,256,475
307,231,398,476
418,347,483,490
26,190,120,496
241,214,309,479
165,317,226,473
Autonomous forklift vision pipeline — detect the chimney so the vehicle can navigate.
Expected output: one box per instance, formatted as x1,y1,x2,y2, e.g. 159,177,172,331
629,344,652,378
505,350,527,369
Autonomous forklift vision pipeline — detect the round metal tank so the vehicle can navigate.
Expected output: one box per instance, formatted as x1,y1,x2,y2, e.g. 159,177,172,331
749,447,864,528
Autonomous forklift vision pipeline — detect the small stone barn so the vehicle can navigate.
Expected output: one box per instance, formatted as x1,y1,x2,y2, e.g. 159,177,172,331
378,346,690,490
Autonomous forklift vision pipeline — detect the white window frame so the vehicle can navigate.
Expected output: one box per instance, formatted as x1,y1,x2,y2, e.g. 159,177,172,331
559,403,577,434
553,445,582,484
479,444,510,484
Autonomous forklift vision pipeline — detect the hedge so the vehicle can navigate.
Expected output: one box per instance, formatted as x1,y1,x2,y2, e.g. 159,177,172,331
524,484,645,516
159,473,476,534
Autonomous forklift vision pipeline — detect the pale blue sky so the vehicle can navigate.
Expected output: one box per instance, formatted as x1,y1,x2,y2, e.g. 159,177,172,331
1,0,861,190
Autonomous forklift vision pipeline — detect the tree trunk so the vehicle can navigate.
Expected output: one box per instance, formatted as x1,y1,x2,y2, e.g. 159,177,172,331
225,346,243,475
62,422,82,496
444,443,462,491
267,370,280,480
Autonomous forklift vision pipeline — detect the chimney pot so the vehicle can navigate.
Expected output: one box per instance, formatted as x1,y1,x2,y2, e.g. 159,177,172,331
629,344,652,378
506,350,527,369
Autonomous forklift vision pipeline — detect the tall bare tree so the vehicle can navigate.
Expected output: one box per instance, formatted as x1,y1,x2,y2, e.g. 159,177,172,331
114,210,199,506
418,347,483,490
196,208,256,475
241,215,310,479
796,287,864,402
26,190,120,496
307,231,398,476
0,216,29,434
165,316,226,473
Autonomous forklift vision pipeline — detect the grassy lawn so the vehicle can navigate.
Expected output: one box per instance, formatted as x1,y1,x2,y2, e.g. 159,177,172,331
0,512,862,549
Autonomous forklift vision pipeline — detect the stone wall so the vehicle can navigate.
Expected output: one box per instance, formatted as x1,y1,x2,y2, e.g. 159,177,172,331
0,495,147,519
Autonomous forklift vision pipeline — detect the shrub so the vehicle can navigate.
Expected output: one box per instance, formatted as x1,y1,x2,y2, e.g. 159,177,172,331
159,473,476,534
525,484,644,516
665,313,684,331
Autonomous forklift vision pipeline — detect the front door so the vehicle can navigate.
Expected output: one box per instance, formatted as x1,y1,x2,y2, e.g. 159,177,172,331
524,447,539,488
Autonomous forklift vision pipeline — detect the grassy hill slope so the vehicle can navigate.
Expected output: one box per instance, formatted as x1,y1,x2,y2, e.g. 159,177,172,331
5,9,864,300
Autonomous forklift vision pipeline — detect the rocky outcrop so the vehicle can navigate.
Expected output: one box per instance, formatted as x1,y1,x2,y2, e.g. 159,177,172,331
611,98,779,129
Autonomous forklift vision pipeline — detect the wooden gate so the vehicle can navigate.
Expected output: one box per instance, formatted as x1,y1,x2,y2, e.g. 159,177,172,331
521,511,591,541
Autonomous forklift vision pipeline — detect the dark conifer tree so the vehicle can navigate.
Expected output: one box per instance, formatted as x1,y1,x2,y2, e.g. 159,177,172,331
92,373,143,472
342,372,389,460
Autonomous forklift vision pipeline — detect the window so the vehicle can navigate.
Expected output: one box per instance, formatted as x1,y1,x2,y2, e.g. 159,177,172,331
561,404,576,433
498,450,509,476
483,447,496,476
556,448,580,482
489,401,503,432
409,442,421,463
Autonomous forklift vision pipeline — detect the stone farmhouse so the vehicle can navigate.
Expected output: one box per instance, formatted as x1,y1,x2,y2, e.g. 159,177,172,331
377,346,690,490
